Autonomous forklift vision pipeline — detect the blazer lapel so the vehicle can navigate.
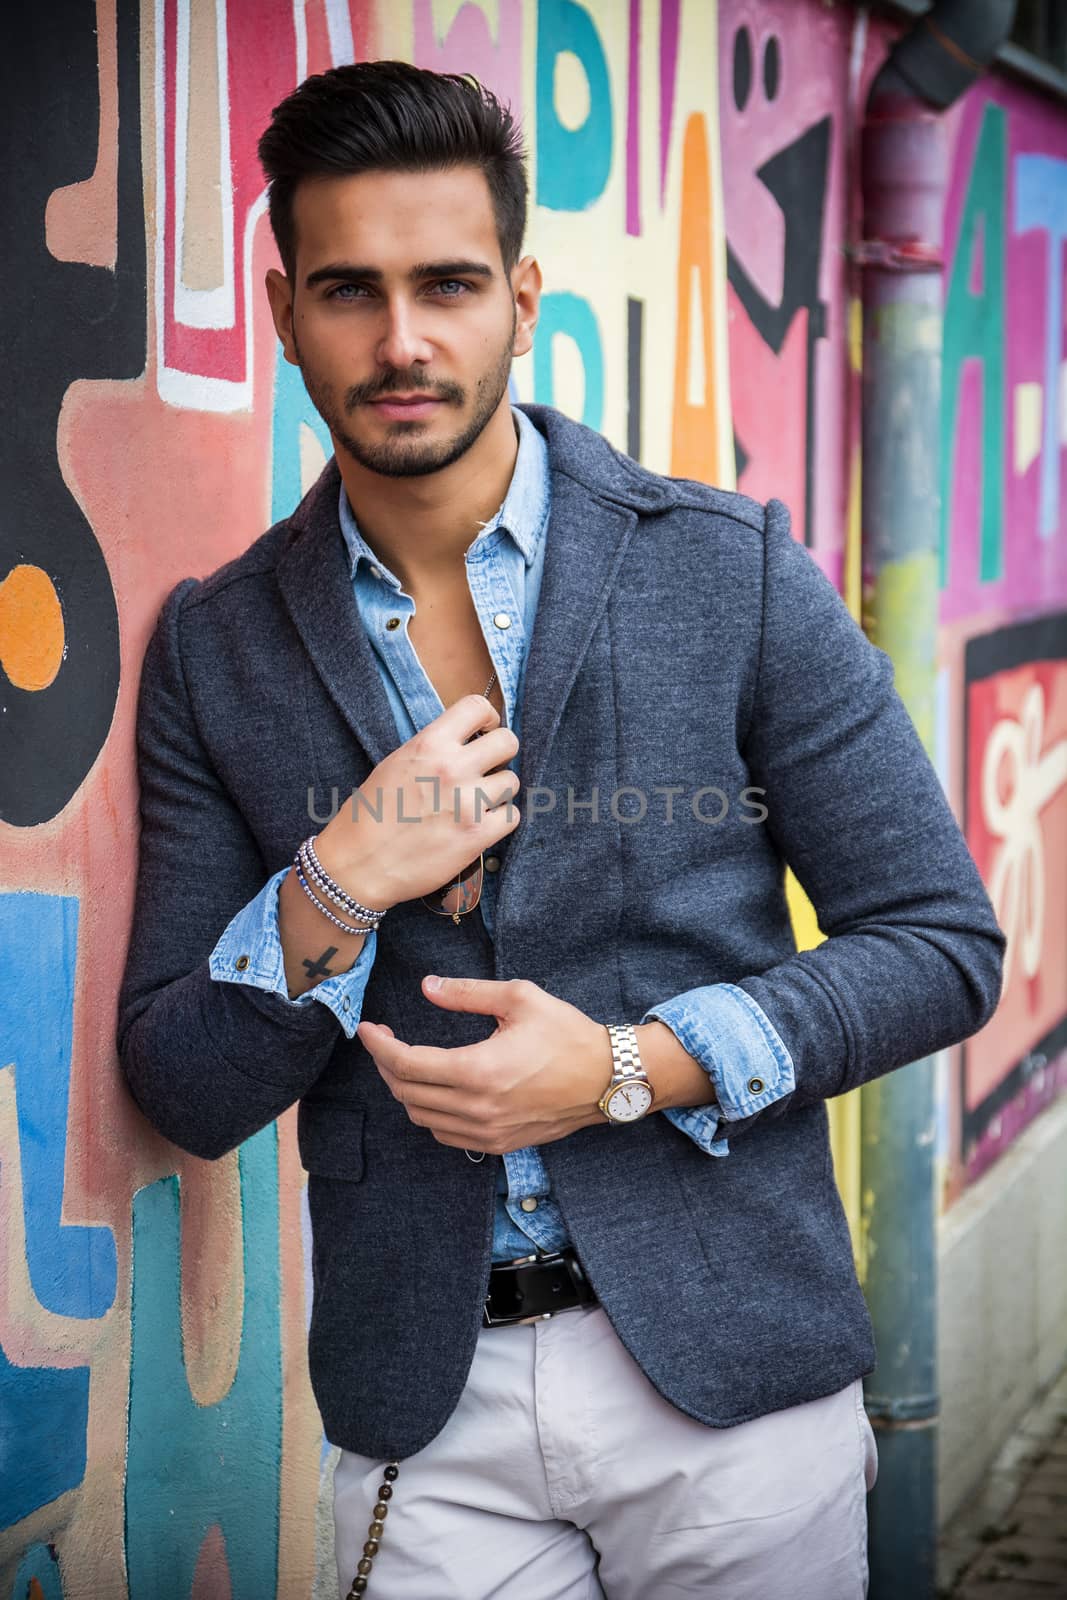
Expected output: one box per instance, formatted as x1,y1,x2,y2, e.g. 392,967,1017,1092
498,465,638,927
276,434,639,848
276,460,400,771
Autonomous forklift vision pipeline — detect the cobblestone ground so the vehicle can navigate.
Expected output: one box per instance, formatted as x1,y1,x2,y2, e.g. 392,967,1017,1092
938,1368,1067,1597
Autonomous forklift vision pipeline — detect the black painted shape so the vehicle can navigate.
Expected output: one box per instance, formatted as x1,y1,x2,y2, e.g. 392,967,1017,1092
733,25,753,112
626,297,643,464
763,34,781,103
0,0,145,825
726,119,831,545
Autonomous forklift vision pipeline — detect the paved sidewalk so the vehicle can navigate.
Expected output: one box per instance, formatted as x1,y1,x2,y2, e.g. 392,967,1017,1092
938,1367,1067,1597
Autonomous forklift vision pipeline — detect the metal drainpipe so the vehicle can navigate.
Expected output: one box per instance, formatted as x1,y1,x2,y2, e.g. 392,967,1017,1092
853,2,1016,1596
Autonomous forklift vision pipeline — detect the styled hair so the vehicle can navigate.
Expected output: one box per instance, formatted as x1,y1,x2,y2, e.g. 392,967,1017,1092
258,60,528,279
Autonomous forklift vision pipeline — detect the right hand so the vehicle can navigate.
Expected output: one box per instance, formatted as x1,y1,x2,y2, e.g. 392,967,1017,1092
314,695,521,911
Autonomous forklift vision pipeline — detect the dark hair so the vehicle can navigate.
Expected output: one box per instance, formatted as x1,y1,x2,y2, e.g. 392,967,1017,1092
258,60,527,280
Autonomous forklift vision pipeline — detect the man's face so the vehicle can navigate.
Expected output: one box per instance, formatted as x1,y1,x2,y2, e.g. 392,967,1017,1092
266,166,536,479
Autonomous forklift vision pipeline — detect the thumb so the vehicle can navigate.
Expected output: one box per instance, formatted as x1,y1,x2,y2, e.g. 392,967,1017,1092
422,974,513,1015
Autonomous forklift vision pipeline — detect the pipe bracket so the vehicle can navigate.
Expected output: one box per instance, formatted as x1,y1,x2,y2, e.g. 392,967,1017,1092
844,238,944,273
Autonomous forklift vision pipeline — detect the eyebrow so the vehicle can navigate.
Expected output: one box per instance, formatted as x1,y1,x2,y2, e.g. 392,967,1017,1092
304,259,495,290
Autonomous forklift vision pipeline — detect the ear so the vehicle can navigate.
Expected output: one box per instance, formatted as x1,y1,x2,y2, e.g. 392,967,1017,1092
510,255,541,361
265,268,300,366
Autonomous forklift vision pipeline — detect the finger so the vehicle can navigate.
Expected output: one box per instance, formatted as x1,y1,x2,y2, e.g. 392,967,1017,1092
440,692,501,744
456,724,520,775
422,974,523,1015
358,1022,462,1082
380,1072,481,1121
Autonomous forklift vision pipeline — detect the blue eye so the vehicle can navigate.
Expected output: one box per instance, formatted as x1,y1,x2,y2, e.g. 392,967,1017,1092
328,283,367,300
432,280,469,297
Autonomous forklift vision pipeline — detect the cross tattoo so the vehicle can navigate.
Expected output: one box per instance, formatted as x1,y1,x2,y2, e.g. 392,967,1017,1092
303,946,339,981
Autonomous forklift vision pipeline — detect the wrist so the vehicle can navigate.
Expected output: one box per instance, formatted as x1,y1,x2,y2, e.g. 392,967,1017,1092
633,1020,716,1111
313,829,394,913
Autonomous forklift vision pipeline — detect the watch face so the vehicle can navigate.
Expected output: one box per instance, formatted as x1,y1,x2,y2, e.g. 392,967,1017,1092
607,1081,653,1121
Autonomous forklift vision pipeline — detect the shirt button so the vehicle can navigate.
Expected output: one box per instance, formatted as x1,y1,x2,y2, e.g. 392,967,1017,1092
235,954,250,972
385,617,401,631
484,855,501,872
520,1197,539,1213
369,565,382,580
748,1077,765,1095
342,997,351,1012
493,612,512,630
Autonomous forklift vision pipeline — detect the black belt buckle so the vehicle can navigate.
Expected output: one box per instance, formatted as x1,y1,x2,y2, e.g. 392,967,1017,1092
482,1248,597,1328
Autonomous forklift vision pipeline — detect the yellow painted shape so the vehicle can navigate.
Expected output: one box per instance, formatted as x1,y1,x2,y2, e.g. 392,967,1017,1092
844,443,862,625
865,551,938,756
848,295,863,376
0,564,65,690
1013,382,1043,475
554,49,591,130
786,867,864,1269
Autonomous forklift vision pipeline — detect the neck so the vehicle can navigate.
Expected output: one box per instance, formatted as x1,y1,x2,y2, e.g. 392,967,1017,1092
335,400,519,595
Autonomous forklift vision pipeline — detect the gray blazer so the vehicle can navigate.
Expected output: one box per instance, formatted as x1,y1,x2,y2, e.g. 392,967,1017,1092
118,403,1004,1460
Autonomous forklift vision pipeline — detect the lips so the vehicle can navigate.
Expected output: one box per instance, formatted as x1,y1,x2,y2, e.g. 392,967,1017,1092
370,394,442,420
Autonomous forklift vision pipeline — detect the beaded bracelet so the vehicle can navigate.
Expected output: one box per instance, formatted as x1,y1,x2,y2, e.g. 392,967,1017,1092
299,836,386,926
298,839,380,922
345,1461,400,1597
294,864,376,938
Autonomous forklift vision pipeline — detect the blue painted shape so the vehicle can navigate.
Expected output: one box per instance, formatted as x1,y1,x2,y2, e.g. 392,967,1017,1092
536,0,613,211
271,348,334,523
124,1124,282,1600
0,894,116,1319
533,292,605,431
1013,152,1067,539
0,1325,89,1527
9,1541,66,1599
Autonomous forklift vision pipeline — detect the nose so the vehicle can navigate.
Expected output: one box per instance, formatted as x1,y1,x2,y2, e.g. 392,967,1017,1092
375,296,434,374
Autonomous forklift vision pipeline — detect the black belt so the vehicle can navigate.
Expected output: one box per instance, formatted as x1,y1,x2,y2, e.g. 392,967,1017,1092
483,1247,599,1328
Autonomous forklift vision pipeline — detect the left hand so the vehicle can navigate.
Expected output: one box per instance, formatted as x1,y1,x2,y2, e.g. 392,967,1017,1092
356,976,613,1153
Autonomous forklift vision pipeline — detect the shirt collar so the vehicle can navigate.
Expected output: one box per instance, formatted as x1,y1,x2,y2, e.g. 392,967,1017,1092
337,405,549,587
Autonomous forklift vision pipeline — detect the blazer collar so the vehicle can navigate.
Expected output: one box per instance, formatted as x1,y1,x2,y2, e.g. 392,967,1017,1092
275,405,663,786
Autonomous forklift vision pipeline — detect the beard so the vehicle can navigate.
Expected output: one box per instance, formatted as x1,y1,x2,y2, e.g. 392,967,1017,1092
293,309,516,479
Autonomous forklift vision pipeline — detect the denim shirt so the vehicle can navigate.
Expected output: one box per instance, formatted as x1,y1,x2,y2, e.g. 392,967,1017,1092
211,407,795,1260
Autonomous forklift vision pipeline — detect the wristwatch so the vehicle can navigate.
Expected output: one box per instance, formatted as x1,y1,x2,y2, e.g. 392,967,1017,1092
597,1023,656,1125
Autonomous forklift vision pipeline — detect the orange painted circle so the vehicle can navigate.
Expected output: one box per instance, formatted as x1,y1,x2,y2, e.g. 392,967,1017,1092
0,564,66,691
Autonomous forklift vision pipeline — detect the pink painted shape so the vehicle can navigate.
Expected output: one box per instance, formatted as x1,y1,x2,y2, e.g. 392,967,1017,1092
717,0,857,574
727,279,809,544
659,0,680,206
191,1524,233,1600
46,0,118,268
161,0,296,383
940,76,1067,627
626,0,641,236
412,0,523,128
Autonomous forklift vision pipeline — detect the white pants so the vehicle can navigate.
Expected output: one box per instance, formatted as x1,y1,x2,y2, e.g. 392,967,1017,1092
334,1302,879,1600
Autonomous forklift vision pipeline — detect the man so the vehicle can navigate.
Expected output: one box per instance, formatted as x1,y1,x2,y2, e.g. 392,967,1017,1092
118,60,1004,1600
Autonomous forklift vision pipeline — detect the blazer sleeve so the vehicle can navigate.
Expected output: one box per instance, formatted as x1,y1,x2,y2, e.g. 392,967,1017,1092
733,498,1005,1116
116,580,342,1160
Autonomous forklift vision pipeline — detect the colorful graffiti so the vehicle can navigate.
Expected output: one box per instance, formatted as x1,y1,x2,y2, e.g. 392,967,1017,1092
0,1,733,1594
937,74,1067,1187
718,0,853,588
960,615,1067,1183
941,89,1067,616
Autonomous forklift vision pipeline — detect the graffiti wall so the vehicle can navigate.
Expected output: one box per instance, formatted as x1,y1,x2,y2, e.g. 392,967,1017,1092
938,80,1067,1192
0,1,733,1595
2,0,1065,1593
716,1,1067,1200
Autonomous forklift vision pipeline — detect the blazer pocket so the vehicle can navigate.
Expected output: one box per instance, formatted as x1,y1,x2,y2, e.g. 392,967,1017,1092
297,1099,366,1181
